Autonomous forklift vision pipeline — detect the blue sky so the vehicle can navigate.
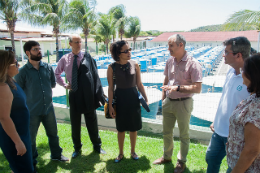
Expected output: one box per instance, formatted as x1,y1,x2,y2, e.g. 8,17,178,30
15,0,260,32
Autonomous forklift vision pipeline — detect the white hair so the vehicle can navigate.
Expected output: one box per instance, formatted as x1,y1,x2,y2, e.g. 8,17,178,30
168,34,186,48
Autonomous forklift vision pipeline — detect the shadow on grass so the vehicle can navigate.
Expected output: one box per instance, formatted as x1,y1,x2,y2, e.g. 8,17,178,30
137,130,204,144
103,155,151,173
185,167,206,173
163,162,175,172
36,142,104,173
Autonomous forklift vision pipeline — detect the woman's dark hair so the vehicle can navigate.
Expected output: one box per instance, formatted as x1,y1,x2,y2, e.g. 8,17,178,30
110,40,128,61
0,50,16,89
243,53,260,97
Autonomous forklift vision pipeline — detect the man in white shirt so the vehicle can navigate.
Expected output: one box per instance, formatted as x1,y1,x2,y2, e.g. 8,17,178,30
205,37,251,173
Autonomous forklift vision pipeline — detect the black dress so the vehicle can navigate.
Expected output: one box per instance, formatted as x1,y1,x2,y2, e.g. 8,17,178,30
113,60,142,132
0,83,34,173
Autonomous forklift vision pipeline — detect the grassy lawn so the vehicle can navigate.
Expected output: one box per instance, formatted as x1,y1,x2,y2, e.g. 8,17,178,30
0,123,228,173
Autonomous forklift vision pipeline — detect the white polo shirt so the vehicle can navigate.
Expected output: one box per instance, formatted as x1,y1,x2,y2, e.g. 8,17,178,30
214,68,250,137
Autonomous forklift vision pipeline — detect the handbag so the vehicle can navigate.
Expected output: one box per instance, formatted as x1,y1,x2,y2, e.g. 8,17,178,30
104,63,116,119
138,91,150,112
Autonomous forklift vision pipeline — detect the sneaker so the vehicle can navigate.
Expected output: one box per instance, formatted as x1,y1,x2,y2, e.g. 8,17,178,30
52,154,69,162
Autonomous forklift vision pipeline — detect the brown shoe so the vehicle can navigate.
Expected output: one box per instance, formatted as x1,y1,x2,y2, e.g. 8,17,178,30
153,157,172,164
174,161,186,173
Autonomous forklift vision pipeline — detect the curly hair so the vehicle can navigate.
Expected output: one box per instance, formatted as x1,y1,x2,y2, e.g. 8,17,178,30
110,40,128,61
0,50,16,89
243,53,260,97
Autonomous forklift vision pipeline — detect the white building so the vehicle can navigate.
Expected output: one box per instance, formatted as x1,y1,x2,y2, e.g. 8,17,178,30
150,30,260,51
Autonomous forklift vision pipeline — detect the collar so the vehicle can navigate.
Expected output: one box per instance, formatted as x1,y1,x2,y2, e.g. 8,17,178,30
72,51,82,58
246,93,257,101
26,60,44,69
232,68,242,77
174,51,188,62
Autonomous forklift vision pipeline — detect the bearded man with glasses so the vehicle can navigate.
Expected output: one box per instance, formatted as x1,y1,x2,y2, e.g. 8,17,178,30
14,41,69,171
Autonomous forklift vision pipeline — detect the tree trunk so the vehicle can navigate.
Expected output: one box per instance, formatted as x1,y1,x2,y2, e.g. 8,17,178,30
85,34,88,57
133,37,136,50
120,33,122,40
10,29,16,54
55,32,59,62
96,42,98,55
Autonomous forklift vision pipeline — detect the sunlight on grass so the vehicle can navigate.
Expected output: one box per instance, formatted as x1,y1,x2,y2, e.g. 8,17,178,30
0,123,228,172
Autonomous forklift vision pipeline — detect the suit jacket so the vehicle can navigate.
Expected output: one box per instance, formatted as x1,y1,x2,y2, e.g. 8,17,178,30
71,53,105,113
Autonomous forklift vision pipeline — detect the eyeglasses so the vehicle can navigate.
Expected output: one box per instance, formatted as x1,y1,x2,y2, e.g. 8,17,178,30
72,41,82,44
31,48,42,52
224,51,239,56
10,60,19,67
120,48,132,54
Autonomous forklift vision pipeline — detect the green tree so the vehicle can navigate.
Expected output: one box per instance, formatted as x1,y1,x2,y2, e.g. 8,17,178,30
125,16,141,50
95,13,114,54
0,0,19,54
223,9,260,31
21,0,68,62
62,0,97,56
90,29,102,55
109,4,127,40
139,31,149,36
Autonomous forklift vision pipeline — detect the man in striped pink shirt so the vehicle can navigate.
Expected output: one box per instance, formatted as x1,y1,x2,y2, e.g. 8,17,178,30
153,34,202,173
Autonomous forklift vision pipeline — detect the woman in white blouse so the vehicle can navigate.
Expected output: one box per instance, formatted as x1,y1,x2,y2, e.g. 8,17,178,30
226,53,260,173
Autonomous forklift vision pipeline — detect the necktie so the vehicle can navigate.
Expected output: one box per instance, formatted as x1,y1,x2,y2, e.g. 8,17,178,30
71,55,78,91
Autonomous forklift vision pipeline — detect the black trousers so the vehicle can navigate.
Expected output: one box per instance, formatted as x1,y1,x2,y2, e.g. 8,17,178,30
69,91,102,151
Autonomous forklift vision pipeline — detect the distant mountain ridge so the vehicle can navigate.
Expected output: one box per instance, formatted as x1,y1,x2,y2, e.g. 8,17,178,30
190,24,254,32
190,24,223,32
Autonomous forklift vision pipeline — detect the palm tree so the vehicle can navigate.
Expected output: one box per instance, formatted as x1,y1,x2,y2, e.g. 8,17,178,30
223,9,260,31
95,13,114,54
90,30,102,55
0,0,19,54
109,4,127,40
125,16,141,50
21,0,68,62
62,0,97,56
92,34,102,55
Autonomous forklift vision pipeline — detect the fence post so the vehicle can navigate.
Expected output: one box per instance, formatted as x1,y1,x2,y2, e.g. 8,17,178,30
47,50,50,63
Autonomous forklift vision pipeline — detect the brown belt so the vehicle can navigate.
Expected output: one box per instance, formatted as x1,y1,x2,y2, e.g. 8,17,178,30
168,97,191,101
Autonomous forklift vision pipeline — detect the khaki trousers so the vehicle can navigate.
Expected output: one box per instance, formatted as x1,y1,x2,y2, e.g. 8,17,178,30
162,97,193,162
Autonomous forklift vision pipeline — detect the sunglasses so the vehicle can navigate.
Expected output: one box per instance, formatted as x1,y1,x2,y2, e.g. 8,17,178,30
10,60,19,67
120,48,132,54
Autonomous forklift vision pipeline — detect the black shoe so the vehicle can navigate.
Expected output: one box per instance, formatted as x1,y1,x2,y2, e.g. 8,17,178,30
94,148,106,154
72,150,82,158
52,154,69,161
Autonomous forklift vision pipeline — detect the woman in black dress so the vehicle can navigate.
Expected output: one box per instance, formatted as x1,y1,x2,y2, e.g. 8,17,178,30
0,50,34,173
107,40,148,163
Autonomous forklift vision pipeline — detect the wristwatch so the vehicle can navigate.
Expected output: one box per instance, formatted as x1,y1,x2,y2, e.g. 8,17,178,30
177,85,180,92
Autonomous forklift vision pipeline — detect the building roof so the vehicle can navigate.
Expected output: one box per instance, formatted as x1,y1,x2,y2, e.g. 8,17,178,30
151,30,260,42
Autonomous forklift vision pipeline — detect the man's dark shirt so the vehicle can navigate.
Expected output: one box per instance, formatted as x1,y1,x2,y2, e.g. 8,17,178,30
15,61,56,116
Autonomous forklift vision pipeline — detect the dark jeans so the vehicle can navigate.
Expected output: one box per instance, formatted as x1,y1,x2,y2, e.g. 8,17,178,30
205,132,227,173
30,107,62,165
69,106,102,151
